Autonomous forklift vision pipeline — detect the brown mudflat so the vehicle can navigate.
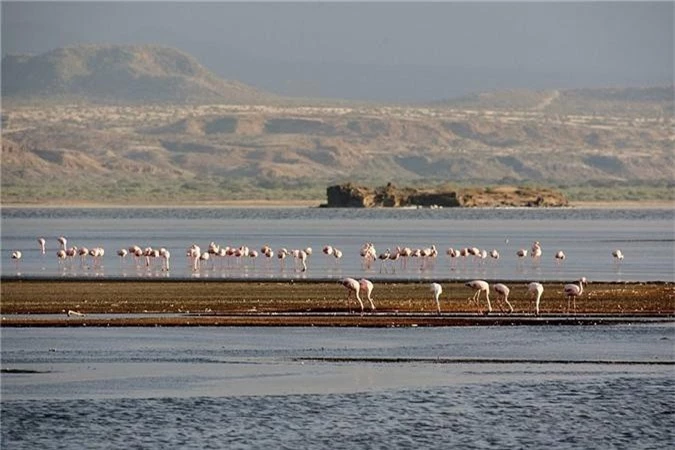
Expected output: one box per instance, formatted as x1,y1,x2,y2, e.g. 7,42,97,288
1,279,673,327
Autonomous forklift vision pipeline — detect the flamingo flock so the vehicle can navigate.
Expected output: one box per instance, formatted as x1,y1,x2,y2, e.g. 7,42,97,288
8,236,621,315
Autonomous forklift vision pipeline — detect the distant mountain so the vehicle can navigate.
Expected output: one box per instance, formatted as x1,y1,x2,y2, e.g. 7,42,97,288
1,44,280,104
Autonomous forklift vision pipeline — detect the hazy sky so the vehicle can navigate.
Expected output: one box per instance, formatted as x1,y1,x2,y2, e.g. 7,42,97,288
2,1,673,101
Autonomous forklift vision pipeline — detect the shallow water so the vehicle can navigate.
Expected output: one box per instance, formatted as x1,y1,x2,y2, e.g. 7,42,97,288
2,207,674,281
2,325,674,449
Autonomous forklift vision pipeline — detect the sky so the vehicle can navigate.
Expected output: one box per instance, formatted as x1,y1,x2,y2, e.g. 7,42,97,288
2,1,673,101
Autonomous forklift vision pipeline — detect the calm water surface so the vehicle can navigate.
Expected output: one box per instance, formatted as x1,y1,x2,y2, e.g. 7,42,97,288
1,325,674,449
2,207,673,282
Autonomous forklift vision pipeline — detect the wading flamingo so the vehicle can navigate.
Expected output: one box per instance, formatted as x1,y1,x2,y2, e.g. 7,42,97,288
564,277,587,314
341,277,364,314
465,280,492,314
358,278,376,311
430,282,443,315
531,241,542,261
11,250,22,270
493,283,513,313
37,237,46,255
527,282,544,316
612,249,624,263
554,250,566,264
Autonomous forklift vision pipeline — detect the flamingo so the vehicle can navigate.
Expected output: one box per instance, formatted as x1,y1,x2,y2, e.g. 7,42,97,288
489,249,500,262
78,247,89,267
378,248,391,273
358,278,376,311
333,248,343,265
159,248,171,271
37,237,46,255
563,277,587,314
430,282,443,315
293,249,308,272
465,280,492,314
57,236,67,250
516,248,528,260
398,246,412,270
531,241,542,260
492,283,513,313
117,248,128,267
56,249,67,268
341,277,365,314
612,249,624,263
388,249,400,273
554,250,566,264
527,282,544,316
11,250,22,270
277,248,289,271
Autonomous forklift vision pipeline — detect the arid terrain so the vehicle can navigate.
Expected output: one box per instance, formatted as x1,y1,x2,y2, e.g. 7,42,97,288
2,280,673,327
1,45,673,204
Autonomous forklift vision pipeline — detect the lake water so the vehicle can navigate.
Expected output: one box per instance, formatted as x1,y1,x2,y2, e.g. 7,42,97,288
1,207,674,282
2,325,674,449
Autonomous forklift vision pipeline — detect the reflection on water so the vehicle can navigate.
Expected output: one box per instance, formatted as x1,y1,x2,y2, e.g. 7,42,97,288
2,207,674,281
1,325,674,449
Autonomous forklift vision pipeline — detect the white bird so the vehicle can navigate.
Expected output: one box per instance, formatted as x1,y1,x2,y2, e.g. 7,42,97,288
465,280,492,314
430,283,443,315
531,241,542,260
11,250,22,270
333,248,343,265
159,248,171,271
563,277,587,314
341,277,364,314
492,283,513,313
612,249,624,262
37,237,46,255
358,278,376,311
527,282,544,316
57,236,67,250
554,250,566,264
516,248,528,259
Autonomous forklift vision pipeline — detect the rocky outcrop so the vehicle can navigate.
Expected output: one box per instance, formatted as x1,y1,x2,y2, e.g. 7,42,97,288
324,183,568,208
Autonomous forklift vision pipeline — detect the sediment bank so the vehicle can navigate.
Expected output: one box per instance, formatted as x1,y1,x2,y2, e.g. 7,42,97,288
1,279,672,327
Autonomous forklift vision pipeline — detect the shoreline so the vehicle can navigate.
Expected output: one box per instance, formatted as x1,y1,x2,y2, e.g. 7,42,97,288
2,200,673,209
2,279,673,327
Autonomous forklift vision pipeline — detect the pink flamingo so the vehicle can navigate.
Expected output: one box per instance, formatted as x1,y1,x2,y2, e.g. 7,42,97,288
465,280,492,314
117,248,128,267
492,283,513,313
333,248,343,266
159,248,170,271
56,249,67,268
11,250,22,271
57,236,67,251
564,277,587,314
341,277,364,314
554,250,566,264
430,282,443,315
531,241,542,260
612,249,624,263
293,249,308,272
378,248,391,273
277,248,289,271
37,237,46,255
358,278,376,311
527,282,544,316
